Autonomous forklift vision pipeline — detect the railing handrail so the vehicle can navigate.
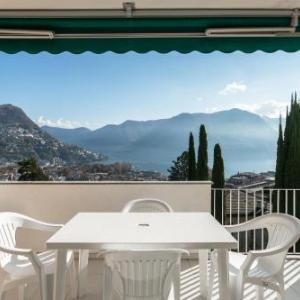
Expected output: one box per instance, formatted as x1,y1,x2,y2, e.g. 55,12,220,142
212,188,300,191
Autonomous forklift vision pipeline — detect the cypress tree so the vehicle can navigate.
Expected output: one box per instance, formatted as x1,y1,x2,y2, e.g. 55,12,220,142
284,93,300,188
212,144,225,188
276,93,300,218
283,105,290,188
275,116,285,188
211,144,225,222
197,124,209,180
188,132,197,180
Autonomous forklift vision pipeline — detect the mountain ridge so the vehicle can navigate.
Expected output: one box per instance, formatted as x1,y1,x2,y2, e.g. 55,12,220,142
42,108,278,175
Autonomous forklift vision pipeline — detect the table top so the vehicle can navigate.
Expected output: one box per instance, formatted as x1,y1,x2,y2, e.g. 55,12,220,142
47,212,237,250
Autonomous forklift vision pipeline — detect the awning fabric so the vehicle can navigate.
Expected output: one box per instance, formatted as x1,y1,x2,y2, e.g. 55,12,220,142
1,16,300,54
1,1,300,54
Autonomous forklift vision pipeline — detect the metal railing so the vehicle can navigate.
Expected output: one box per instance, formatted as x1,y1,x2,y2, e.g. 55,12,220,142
211,188,300,254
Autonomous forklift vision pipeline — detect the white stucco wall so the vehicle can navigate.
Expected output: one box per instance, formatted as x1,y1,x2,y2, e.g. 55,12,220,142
0,181,211,250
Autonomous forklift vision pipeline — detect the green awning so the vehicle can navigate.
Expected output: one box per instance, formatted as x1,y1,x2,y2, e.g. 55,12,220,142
1,16,300,54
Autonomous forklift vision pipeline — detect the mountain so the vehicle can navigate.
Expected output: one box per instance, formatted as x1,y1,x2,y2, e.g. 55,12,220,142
42,126,91,145
262,116,284,132
0,104,102,164
42,109,278,176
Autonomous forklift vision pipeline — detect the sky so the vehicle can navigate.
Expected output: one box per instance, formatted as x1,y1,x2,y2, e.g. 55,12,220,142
0,51,299,129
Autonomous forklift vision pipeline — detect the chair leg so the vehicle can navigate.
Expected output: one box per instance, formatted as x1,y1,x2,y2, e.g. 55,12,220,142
0,292,7,300
18,285,29,300
69,260,78,299
37,269,48,300
256,286,264,300
173,264,180,300
233,275,244,300
102,264,112,300
278,281,285,300
46,275,53,300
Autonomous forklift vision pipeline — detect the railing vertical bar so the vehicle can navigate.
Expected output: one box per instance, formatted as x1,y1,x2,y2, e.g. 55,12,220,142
237,189,240,253
261,189,264,250
285,189,288,214
213,189,216,219
221,189,224,225
277,189,280,213
254,190,256,251
229,190,232,226
293,189,296,253
269,189,272,213
245,189,248,252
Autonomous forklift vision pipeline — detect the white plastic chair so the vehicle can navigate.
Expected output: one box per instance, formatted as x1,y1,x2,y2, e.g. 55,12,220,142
0,212,77,300
122,198,173,213
102,249,188,300
208,213,300,300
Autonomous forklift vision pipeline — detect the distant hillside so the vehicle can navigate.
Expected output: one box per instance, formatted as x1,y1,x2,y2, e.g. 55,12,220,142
0,104,102,164
42,126,91,145
42,109,278,175
262,116,283,131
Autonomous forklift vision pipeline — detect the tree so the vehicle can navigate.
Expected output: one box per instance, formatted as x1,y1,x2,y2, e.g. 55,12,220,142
275,116,285,188
197,124,209,180
18,157,49,181
188,132,197,180
168,151,189,180
211,144,225,222
212,144,225,188
283,93,300,188
275,93,300,218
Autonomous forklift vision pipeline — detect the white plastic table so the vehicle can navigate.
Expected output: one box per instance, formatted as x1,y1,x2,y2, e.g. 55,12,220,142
47,212,237,300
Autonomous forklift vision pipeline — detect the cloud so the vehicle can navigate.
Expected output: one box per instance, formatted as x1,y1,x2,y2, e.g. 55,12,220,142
200,100,288,118
36,116,84,129
219,81,247,95
234,100,288,118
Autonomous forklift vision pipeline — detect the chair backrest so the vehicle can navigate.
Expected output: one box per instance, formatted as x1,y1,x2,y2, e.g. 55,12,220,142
0,212,50,268
103,250,186,300
122,198,173,213
233,213,300,274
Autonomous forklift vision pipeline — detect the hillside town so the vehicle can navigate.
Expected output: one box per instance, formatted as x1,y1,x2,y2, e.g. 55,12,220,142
225,171,275,189
0,160,167,181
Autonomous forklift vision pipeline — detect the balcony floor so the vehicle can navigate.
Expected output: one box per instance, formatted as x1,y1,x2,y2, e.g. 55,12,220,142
6,258,300,300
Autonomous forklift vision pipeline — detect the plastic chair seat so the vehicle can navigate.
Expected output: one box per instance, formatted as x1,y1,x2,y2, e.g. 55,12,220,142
3,250,73,283
228,251,284,279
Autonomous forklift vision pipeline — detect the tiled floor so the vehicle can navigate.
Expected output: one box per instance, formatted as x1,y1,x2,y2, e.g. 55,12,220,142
6,258,300,299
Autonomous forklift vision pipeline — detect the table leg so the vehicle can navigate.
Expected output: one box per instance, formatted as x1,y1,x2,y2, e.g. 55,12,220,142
78,249,89,298
216,249,229,300
53,249,67,300
198,250,208,299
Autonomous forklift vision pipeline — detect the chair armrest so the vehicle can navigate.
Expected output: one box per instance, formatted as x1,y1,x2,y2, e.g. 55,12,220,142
0,244,46,277
225,223,249,233
249,244,289,258
22,215,63,233
225,216,265,233
0,245,33,256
